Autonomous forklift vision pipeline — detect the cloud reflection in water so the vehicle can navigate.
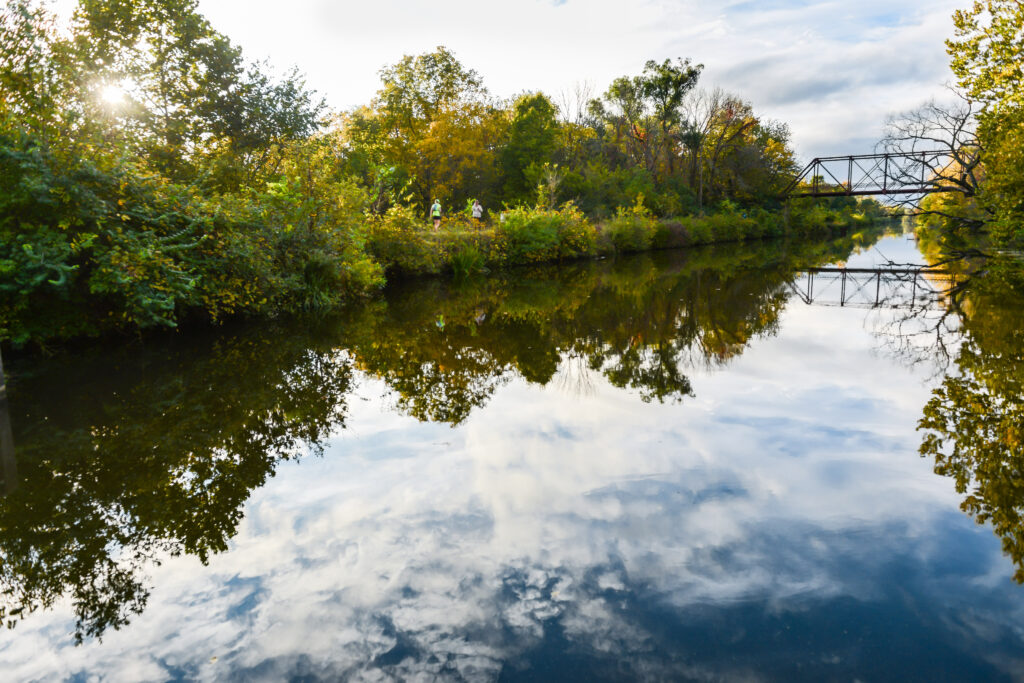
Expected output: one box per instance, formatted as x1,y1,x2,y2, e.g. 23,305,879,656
3,237,1024,681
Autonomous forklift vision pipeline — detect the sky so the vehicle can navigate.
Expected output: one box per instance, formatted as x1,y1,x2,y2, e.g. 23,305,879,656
50,0,963,162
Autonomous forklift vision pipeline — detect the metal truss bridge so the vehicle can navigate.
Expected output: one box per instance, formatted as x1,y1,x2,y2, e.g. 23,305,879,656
788,266,961,311
783,151,969,198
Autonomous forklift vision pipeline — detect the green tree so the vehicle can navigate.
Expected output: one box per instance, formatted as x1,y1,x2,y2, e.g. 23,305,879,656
0,1,78,138
639,58,702,176
947,1,1024,245
601,74,653,170
0,1,367,346
204,62,325,190
70,0,246,176
700,96,758,209
500,92,560,205
69,0,323,181
372,46,492,209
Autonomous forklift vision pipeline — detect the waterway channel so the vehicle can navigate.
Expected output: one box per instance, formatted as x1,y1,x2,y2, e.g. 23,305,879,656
1,229,1023,681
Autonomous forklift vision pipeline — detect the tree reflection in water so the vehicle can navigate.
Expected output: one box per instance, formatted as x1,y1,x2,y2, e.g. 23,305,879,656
914,253,1024,582
0,330,356,642
854,235,1024,583
0,232,885,642
346,242,812,422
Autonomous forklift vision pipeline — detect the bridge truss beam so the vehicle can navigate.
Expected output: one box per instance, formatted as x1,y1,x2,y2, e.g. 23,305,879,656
787,267,960,310
783,151,968,198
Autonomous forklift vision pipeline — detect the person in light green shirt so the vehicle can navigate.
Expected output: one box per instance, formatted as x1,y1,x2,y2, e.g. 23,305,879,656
431,199,442,229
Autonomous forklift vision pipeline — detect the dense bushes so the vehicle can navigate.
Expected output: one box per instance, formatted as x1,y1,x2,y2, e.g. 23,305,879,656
0,134,213,343
0,141,881,346
0,125,882,348
361,197,883,280
602,199,659,253
0,0,380,346
0,131,383,344
494,203,596,263
366,206,446,275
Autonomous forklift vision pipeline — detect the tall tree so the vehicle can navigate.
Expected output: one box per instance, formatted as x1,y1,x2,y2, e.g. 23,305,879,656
947,0,1024,244
701,96,757,208
500,92,560,205
602,74,653,170
640,58,702,175
0,1,77,138
71,0,245,175
372,46,491,208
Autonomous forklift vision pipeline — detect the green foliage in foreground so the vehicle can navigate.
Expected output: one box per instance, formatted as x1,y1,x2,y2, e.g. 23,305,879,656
0,128,383,345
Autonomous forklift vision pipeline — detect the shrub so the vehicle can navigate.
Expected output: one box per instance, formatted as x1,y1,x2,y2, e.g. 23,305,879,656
602,197,658,253
494,204,596,264
367,206,445,274
554,202,597,259
259,171,384,311
652,220,689,249
494,207,560,263
603,215,656,252
449,240,488,277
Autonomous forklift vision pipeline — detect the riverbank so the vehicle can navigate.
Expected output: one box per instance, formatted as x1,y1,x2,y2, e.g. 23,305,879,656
367,200,887,278
1,198,886,351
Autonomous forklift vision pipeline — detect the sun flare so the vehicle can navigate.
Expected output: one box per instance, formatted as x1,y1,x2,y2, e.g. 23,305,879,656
99,82,127,106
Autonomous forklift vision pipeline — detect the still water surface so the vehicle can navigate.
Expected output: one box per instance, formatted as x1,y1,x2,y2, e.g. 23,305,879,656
2,231,1024,681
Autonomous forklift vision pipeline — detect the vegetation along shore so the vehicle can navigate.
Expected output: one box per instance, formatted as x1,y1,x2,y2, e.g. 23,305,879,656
1,0,908,349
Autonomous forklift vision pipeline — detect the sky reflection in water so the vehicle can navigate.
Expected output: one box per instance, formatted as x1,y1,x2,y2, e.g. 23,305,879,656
2,234,1024,681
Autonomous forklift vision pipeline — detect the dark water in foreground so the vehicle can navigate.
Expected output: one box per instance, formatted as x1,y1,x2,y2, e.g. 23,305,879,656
2,231,1024,681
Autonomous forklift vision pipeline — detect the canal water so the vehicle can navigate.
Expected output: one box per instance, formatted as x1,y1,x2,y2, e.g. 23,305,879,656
2,230,1023,681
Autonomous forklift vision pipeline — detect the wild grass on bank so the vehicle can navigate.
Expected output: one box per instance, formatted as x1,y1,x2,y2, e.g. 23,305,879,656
367,198,887,278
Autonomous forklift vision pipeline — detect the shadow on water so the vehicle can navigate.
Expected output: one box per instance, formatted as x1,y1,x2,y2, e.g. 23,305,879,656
4,226,1024,650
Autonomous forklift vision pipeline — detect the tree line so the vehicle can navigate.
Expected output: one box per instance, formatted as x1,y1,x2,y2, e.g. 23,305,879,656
0,0,874,347
341,48,795,217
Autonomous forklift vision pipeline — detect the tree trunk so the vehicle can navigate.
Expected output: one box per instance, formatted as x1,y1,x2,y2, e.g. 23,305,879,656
698,165,704,212
663,122,674,177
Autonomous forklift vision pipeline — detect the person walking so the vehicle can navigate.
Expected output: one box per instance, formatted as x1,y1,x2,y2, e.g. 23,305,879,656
471,199,483,227
431,199,442,230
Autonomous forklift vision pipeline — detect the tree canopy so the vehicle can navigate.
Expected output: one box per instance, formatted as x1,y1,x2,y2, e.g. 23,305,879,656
944,0,1024,244
0,1,862,348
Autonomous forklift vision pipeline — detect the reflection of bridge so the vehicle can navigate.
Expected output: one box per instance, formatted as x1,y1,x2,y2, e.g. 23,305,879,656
788,267,961,310
783,151,969,198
